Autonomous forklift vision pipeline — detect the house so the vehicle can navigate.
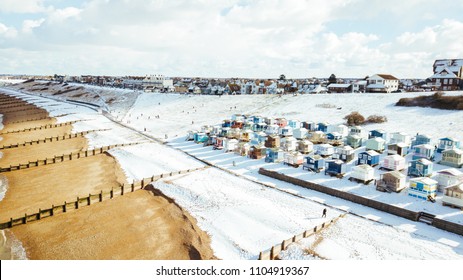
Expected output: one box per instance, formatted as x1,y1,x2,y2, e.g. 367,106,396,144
332,146,355,162
327,83,352,93
303,155,325,172
248,145,267,159
382,154,406,171
201,125,213,134
231,120,244,129
435,168,463,192
222,119,232,128
276,118,288,128
243,121,254,130
284,152,304,167
412,144,435,161
442,183,463,209
280,136,298,152
265,135,280,148
407,158,433,177
309,131,327,144
440,148,463,168
194,132,209,143
279,126,294,137
223,138,239,152
298,140,314,154
302,121,317,131
366,74,399,93
346,134,362,149
376,171,406,193
350,165,375,184
315,143,334,157
411,134,432,147
293,128,309,140
325,160,347,178
431,59,463,90
390,132,411,146
228,128,241,139
265,124,280,135
329,124,349,137
239,129,254,142
357,150,380,166
252,122,267,132
253,131,268,144
203,135,216,147
219,127,231,137
366,137,386,153
437,137,460,153
265,148,285,163
317,122,329,133
231,114,245,121
252,115,265,124
408,177,438,201
369,129,387,140
235,142,250,156
387,143,408,157
288,119,301,129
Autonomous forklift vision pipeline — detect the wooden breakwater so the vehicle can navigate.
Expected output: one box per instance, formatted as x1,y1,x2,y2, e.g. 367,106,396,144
258,214,346,260
0,142,146,173
0,129,110,150
0,120,83,135
0,167,205,230
259,168,463,236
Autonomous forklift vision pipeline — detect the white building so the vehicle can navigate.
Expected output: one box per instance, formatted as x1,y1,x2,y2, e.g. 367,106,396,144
366,74,399,93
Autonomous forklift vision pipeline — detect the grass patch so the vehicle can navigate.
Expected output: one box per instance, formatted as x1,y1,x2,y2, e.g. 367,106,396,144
396,92,463,110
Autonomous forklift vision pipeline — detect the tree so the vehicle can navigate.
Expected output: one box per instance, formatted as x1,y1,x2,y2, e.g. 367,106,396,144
328,74,337,85
344,111,365,126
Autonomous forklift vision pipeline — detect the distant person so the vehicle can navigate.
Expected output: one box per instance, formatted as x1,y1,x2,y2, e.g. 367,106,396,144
322,208,327,218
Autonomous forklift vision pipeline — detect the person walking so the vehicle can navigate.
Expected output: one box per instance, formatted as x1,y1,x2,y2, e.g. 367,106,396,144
322,208,327,218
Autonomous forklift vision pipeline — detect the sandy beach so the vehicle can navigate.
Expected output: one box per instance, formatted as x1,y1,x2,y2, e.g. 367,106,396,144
0,92,214,260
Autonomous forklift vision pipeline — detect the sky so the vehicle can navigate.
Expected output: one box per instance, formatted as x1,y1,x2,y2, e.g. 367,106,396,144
0,0,462,79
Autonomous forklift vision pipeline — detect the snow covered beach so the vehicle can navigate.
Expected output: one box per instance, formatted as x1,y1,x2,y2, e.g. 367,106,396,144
2,82,463,259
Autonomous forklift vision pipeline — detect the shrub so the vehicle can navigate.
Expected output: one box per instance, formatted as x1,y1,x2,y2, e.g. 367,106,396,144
344,111,365,126
366,115,388,123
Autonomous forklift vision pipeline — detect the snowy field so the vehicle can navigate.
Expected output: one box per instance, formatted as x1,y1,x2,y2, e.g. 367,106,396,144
2,87,463,259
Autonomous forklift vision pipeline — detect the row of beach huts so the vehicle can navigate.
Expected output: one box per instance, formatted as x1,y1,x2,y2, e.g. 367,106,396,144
185,114,463,209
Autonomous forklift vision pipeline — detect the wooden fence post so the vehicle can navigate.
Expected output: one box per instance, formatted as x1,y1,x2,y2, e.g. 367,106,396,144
23,214,27,224
76,198,79,209
110,188,114,199
9,218,12,228
99,191,103,202
88,195,91,205
38,209,41,220
51,205,54,216
63,202,67,213
121,185,124,195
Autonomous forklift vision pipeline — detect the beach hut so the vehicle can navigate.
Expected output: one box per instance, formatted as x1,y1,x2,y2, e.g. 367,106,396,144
408,177,438,201
265,135,280,148
276,118,288,128
369,129,387,140
333,145,355,162
235,142,250,156
222,119,232,128
440,148,463,168
382,154,406,171
265,124,280,135
335,124,349,137
437,137,461,153
390,132,411,146
231,114,245,121
315,143,334,157
281,136,298,152
213,137,224,150
302,121,317,131
203,135,216,147
284,152,304,167
412,144,435,161
239,129,253,142
194,132,209,143
303,155,325,172
309,131,327,144
411,134,432,147
264,117,277,126
346,134,362,149
376,171,406,193
288,119,301,129
387,142,408,157
248,145,267,159
231,120,244,129
349,126,364,137
243,120,254,130
317,122,329,133
279,126,294,137
407,158,433,177
366,137,386,153
201,125,213,134
325,160,347,178
442,183,463,209
349,164,375,184
327,132,343,141
293,128,309,140
357,150,380,166
186,130,197,141
253,131,268,144
252,122,267,132
436,168,463,192
223,138,239,152
298,140,314,154
253,116,265,124
265,148,285,163
219,127,231,137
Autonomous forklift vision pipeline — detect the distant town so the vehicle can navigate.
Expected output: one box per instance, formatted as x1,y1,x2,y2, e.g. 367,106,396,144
1,59,462,94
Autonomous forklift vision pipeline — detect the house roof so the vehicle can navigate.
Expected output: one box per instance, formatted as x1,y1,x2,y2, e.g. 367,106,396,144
410,177,437,185
444,184,463,194
443,148,463,155
368,137,386,143
414,158,432,165
362,150,380,156
439,137,459,142
429,68,458,79
377,74,399,80
353,164,374,171
437,168,463,177
385,154,404,161
327,83,351,88
415,144,434,149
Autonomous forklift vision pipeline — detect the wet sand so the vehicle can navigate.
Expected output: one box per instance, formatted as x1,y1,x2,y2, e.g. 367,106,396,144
0,91,215,260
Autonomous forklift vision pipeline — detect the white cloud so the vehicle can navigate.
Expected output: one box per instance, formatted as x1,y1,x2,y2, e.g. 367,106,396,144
0,0,46,13
22,18,45,33
0,22,17,38
47,7,82,23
